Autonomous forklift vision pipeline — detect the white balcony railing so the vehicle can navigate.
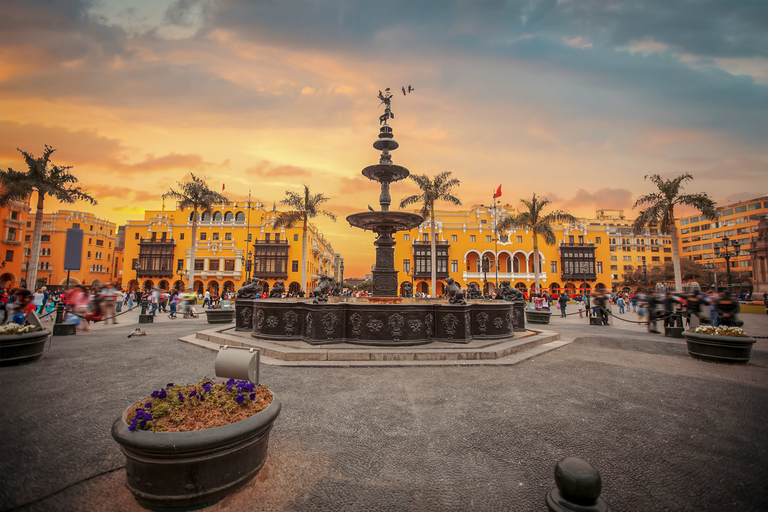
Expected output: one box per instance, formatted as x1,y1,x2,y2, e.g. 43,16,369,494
462,271,548,281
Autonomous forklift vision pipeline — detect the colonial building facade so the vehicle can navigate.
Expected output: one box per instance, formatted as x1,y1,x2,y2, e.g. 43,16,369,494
121,201,340,295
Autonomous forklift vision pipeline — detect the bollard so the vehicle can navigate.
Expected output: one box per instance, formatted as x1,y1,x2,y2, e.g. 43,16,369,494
139,298,154,324
52,302,76,336
665,311,684,338
546,457,611,512
215,345,260,384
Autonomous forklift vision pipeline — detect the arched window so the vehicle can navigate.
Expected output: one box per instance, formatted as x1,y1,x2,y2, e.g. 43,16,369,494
235,212,245,222
224,212,234,221
201,211,211,221
189,211,198,222
213,211,223,221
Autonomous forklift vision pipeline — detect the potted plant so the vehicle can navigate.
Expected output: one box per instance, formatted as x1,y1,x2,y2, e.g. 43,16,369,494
205,304,235,324
0,323,51,367
683,325,757,364
111,378,281,509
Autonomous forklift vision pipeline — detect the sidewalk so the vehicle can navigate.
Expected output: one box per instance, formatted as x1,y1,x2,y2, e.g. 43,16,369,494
1,311,766,511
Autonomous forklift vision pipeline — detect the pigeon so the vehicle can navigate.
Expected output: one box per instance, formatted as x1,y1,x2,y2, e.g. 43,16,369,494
408,85,415,93
402,86,406,95
368,205,375,211
128,328,146,338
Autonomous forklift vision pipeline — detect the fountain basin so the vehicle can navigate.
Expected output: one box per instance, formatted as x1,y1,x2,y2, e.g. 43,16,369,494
238,299,526,346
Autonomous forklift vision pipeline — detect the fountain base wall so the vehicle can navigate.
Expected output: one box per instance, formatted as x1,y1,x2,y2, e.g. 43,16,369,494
235,299,525,346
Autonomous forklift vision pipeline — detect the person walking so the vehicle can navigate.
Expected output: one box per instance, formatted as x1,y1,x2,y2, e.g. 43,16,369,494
101,282,119,324
203,289,211,309
168,291,178,319
558,293,568,318
617,295,625,314
32,288,45,314
576,296,584,318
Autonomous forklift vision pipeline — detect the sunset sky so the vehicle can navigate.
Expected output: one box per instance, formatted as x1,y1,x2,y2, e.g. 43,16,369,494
1,0,766,276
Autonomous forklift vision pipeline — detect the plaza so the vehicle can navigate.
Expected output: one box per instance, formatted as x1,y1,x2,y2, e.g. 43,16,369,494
1,310,766,511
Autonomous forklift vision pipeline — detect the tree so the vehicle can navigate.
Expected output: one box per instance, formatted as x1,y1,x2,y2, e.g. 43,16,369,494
399,171,461,297
163,174,227,292
496,194,576,295
632,174,716,292
272,185,336,293
0,146,96,289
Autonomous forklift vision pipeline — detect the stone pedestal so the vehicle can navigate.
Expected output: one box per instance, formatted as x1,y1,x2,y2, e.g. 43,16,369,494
372,231,398,297
749,214,768,295
235,298,255,332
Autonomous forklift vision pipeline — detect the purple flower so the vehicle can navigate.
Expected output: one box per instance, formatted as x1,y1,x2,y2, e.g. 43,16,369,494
249,393,255,401
145,402,152,408
139,420,147,429
151,391,159,398
202,382,212,393
178,392,184,403
135,408,144,415
235,394,245,404
189,390,197,398
226,378,235,386
143,412,153,421
244,383,255,393
166,383,174,388
158,389,167,399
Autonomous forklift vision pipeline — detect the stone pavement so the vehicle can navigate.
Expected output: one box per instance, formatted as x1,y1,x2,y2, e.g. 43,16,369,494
0,308,767,511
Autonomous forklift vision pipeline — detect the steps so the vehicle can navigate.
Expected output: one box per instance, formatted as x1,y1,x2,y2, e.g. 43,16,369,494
179,327,569,367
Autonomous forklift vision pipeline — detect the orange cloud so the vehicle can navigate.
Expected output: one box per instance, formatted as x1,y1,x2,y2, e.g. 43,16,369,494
245,160,311,178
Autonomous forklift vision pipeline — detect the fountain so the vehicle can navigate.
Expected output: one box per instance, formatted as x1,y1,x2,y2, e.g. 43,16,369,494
235,89,525,346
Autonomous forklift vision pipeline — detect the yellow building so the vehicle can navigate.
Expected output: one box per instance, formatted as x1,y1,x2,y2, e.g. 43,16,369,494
676,195,768,287
390,205,672,296
121,202,340,295
32,210,118,290
0,195,31,290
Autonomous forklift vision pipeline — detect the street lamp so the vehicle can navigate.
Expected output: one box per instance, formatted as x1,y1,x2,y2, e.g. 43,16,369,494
482,255,490,297
703,262,717,290
47,266,53,289
714,236,741,290
177,268,184,291
133,259,140,292
642,256,648,292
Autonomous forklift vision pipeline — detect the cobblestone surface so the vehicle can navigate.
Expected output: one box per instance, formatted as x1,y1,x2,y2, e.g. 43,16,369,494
1,309,767,511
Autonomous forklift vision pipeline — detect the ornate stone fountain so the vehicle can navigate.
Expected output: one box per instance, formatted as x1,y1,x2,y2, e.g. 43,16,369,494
346,88,424,296
234,89,525,346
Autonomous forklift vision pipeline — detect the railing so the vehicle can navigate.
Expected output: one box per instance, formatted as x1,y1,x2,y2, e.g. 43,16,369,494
1,238,21,245
560,272,597,281
462,271,547,281
254,239,289,245
140,239,176,244
560,242,594,247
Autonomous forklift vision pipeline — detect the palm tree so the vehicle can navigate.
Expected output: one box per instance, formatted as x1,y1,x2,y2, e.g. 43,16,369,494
272,185,336,293
633,173,716,292
496,194,576,295
163,174,227,293
0,146,96,289
399,171,461,297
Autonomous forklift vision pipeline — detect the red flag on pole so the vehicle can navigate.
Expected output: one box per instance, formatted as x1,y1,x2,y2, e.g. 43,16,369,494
222,183,225,191
493,184,501,199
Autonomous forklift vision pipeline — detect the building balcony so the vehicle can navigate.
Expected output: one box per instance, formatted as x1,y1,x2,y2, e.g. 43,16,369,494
2,238,21,245
136,269,175,278
560,272,597,281
253,239,289,245
140,239,176,245
559,242,594,247
462,271,548,281
413,270,450,280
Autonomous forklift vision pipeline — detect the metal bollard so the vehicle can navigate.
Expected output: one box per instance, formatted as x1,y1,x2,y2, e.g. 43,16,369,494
139,298,154,324
215,345,260,384
52,302,76,336
546,457,611,512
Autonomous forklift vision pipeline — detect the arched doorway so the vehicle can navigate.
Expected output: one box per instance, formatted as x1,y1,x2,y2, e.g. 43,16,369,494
594,282,607,292
142,280,154,290
195,280,204,295
208,281,219,297
400,281,412,296
565,283,576,294
91,279,102,289
126,279,138,291
158,280,169,290
437,281,445,296
0,273,15,290
549,283,561,294
173,280,184,291
483,281,495,296
288,282,301,295
419,282,429,295
223,280,234,294
261,281,270,296
515,282,528,299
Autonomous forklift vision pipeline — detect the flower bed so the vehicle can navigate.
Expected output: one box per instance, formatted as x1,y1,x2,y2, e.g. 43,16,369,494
112,378,280,509
683,327,756,365
0,326,50,367
692,325,750,338
125,378,273,432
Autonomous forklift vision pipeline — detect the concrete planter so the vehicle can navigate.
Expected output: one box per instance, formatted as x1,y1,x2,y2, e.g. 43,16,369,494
205,309,235,324
526,310,552,325
0,328,50,367
111,395,281,510
683,331,756,365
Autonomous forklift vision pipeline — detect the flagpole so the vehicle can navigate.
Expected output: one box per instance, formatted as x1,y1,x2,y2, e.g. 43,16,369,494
494,189,499,291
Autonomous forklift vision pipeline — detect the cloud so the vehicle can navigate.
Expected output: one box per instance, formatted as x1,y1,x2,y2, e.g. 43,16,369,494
87,184,135,200
549,188,634,214
245,160,311,178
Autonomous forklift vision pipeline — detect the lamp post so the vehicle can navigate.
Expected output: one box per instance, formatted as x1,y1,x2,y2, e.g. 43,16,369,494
134,259,140,292
703,262,717,290
177,269,184,291
340,260,345,292
482,255,490,297
715,236,741,290
642,256,648,292
47,266,53,289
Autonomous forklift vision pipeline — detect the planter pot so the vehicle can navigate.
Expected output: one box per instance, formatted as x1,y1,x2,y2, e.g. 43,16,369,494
0,328,50,367
112,395,281,510
205,309,235,324
526,310,552,325
683,331,756,365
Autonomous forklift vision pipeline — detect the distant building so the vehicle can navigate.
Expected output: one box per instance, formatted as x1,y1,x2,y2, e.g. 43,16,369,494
0,195,31,289
676,195,768,289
